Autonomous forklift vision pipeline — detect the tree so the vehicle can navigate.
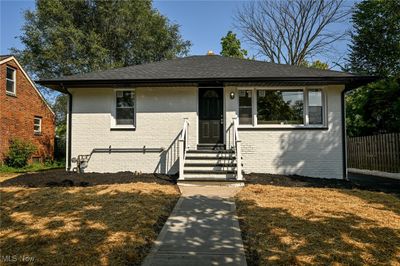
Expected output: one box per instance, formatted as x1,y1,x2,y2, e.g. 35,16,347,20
235,0,349,65
346,0,400,136
12,0,190,79
12,0,191,155
346,78,400,136
300,60,329,70
349,0,400,77
52,94,67,139
220,31,248,59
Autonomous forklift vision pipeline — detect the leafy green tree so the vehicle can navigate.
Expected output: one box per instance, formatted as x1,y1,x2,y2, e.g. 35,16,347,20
220,31,248,59
349,0,400,77
346,0,400,136
13,0,191,79
300,60,329,70
346,78,400,136
12,0,191,154
52,94,67,138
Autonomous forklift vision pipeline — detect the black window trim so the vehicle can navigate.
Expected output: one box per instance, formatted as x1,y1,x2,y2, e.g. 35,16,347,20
111,88,136,129
237,86,327,129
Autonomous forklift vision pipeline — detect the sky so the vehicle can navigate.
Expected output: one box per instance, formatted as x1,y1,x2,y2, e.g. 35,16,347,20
0,0,354,68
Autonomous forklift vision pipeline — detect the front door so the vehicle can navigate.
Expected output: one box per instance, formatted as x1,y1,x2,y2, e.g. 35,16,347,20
199,88,223,144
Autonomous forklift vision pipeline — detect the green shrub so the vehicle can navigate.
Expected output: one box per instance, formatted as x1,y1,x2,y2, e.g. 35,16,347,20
5,139,37,168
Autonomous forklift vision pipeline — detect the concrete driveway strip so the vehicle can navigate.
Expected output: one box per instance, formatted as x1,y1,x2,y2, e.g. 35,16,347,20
142,186,247,266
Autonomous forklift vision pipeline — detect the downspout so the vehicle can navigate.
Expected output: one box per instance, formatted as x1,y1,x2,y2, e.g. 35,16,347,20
341,88,348,180
62,84,73,172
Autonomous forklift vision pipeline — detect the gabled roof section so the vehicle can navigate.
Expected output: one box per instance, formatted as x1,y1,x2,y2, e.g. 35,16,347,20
0,55,55,116
0,55,12,61
37,55,376,91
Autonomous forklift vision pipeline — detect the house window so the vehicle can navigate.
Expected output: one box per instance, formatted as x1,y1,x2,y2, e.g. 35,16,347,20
257,90,304,125
238,90,252,124
308,89,323,125
34,117,42,134
238,88,325,127
6,66,16,95
115,90,135,126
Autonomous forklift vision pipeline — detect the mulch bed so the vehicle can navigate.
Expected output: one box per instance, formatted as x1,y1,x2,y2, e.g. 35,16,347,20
0,169,176,188
244,173,400,194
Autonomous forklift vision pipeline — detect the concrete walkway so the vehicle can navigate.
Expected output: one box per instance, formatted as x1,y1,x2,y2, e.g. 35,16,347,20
142,186,247,266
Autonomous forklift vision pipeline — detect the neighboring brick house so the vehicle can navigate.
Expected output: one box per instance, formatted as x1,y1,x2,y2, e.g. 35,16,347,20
0,55,55,164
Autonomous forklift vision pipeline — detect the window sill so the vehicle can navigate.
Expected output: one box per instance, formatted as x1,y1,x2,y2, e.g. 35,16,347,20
110,127,136,131
6,92,17,97
34,132,42,136
238,125,328,130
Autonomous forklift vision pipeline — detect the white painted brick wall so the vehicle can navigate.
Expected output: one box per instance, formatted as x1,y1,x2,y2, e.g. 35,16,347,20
224,85,345,179
70,87,197,173
70,85,344,179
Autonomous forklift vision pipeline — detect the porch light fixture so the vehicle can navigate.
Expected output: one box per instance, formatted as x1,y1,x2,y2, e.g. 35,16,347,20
230,92,235,99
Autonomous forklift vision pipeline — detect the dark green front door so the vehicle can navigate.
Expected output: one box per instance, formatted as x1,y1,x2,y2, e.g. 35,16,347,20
198,88,223,144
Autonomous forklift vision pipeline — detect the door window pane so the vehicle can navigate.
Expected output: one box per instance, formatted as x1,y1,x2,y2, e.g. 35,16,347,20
308,90,323,124
239,90,252,124
257,90,304,124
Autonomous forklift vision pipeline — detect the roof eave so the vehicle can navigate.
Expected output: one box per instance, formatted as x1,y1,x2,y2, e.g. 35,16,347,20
37,75,378,93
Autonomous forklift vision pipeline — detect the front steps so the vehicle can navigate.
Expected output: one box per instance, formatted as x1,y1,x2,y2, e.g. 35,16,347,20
181,149,241,181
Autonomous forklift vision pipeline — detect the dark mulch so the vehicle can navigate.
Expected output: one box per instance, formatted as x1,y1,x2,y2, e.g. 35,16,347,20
245,173,400,194
0,169,177,188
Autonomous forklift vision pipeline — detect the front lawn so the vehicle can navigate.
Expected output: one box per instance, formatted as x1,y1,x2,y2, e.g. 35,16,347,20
236,183,400,265
0,182,179,265
0,161,64,175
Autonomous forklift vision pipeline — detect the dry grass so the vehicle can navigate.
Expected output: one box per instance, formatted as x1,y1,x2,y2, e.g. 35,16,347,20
0,182,180,265
236,185,400,265
0,173,21,182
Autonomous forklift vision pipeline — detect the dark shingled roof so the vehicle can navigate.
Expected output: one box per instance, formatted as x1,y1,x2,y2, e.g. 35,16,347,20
38,55,375,91
0,55,12,61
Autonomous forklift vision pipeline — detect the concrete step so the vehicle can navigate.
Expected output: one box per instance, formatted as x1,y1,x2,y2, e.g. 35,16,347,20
184,169,235,174
184,164,236,172
185,153,236,159
183,172,236,180
197,144,227,150
184,158,236,164
178,180,245,187
187,149,234,154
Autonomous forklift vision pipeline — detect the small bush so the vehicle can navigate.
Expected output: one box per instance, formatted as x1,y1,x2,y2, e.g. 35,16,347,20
5,139,37,168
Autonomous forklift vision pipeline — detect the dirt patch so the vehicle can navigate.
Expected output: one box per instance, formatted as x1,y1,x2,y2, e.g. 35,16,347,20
0,173,21,182
236,185,400,265
244,173,400,194
0,183,180,265
0,169,176,188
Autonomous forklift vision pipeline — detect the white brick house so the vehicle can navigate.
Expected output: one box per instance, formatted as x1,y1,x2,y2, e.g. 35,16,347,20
39,55,374,180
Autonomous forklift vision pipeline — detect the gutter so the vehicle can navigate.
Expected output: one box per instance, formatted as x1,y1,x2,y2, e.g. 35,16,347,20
341,89,347,180
37,76,378,92
64,85,73,172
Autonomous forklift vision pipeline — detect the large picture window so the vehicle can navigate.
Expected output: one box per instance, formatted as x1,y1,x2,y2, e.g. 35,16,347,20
238,88,325,127
115,90,135,126
257,90,304,125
